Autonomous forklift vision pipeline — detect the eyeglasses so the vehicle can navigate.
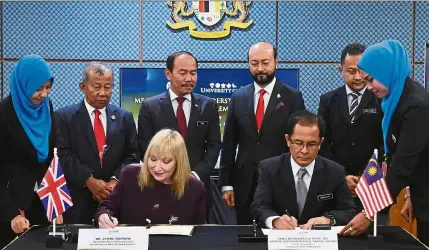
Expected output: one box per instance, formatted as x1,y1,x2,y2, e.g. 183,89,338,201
289,140,320,150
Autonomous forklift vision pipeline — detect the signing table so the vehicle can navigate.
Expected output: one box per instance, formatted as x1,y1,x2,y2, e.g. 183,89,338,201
4,225,428,250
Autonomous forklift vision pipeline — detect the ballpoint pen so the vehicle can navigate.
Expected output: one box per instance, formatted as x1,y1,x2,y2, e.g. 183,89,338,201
106,209,114,223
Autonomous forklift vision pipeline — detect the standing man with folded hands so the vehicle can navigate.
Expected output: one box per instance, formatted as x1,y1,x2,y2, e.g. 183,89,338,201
219,42,305,224
56,62,140,224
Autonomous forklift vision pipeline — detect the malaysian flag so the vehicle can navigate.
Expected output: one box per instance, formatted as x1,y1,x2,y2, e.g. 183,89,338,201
356,152,393,217
37,148,73,221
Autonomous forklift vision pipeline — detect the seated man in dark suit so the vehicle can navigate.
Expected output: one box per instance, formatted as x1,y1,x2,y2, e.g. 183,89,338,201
56,62,140,224
138,51,221,219
251,110,356,229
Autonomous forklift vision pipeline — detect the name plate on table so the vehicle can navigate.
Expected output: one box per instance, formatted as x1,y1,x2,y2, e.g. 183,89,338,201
77,226,148,250
268,230,338,250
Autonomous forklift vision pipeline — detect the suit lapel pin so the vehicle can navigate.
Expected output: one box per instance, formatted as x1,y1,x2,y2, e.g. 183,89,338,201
195,104,199,107
392,134,396,143
111,115,116,121
277,93,281,99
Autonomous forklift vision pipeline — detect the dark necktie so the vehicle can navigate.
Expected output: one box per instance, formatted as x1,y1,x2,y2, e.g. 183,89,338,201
349,92,360,123
93,110,106,164
176,96,187,138
296,168,308,216
255,89,266,131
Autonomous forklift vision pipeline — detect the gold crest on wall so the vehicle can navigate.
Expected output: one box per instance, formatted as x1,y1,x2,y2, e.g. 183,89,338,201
166,1,253,39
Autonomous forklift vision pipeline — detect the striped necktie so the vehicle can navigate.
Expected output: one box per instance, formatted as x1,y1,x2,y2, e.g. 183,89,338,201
349,92,360,123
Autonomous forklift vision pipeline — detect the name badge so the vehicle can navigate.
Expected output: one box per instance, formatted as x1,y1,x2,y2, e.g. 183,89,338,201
362,108,377,114
317,193,333,201
197,121,208,126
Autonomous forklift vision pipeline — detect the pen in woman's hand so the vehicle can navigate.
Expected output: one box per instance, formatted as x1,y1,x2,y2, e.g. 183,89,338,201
106,209,114,223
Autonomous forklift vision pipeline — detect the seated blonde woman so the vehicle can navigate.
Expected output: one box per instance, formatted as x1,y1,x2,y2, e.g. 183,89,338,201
95,129,206,228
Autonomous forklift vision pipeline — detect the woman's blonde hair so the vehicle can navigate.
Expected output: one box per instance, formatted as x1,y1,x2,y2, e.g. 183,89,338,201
138,129,191,199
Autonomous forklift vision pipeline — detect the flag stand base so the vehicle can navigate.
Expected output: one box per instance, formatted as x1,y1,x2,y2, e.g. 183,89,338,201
46,233,64,248
367,234,385,250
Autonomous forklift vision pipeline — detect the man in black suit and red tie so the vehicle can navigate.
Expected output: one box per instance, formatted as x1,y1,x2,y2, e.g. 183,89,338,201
137,51,221,220
219,42,305,224
317,43,383,212
56,62,140,224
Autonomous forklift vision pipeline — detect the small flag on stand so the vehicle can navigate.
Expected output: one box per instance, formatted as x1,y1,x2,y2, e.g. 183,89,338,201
356,149,393,218
37,148,73,222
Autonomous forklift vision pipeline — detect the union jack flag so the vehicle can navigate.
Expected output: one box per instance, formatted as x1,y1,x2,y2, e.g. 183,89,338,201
37,149,73,221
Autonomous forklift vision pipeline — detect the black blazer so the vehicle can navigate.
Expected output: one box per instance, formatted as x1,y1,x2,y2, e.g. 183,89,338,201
318,86,384,175
0,96,56,223
219,80,305,202
250,153,356,227
55,102,140,189
385,78,429,223
137,91,221,183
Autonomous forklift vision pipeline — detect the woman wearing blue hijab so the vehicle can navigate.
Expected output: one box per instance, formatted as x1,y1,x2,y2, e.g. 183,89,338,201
340,40,429,245
0,55,56,248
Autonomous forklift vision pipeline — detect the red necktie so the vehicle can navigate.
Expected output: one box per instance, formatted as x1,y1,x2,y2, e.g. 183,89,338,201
256,89,266,131
176,96,187,138
93,110,106,162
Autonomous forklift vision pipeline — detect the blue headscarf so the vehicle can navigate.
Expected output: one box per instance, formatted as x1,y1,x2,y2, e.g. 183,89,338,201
10,55,54,163
358,40,411,153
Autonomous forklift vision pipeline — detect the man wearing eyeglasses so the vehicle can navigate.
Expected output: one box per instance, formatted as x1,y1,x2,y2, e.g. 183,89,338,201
251,110,356,229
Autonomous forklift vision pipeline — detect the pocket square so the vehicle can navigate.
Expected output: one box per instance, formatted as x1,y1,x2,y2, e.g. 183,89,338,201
276,102,285,111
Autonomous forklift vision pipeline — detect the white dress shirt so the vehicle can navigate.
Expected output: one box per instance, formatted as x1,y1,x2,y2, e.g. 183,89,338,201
169,88,200,180
265,157,315,229
253,77,276,114
222,77,277,193
84,99,117,180
169,88,191,125
84,98,107,136
345,85,366,110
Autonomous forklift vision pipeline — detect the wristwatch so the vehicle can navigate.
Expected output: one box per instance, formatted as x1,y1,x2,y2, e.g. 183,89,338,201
324,213,336,226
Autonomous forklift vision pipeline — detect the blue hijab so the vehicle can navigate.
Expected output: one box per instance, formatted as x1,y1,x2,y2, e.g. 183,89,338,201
10,55,54,163
358,40,411,153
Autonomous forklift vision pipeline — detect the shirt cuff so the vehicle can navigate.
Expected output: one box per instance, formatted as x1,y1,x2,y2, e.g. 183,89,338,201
110,176,119,181
222,186,233,192
266,216,281,229
191,171,200,181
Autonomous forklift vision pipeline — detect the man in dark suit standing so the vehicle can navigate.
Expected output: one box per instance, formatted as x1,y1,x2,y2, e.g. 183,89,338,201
251,111,355,229
317,43,383,210
56,62,140,224
219,42,305,224
137,51,221,219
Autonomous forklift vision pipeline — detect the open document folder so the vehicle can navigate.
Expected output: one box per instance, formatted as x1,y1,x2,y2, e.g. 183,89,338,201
148,225,195,236
262,226,345,235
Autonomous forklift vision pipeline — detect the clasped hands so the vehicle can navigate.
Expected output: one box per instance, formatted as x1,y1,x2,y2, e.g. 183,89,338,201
86,176,117,202
273,215,330,230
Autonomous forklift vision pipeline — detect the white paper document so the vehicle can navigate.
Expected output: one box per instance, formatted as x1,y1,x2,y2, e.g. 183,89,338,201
149,225,195,236
77,226,148,250
268,230,338,250
262,226,344,235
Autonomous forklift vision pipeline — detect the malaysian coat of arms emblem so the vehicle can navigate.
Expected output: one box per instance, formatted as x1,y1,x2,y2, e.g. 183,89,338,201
166,1,253,39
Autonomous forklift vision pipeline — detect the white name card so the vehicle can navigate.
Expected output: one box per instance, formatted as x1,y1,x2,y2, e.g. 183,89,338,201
77,226,148,250
268,230,338,250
